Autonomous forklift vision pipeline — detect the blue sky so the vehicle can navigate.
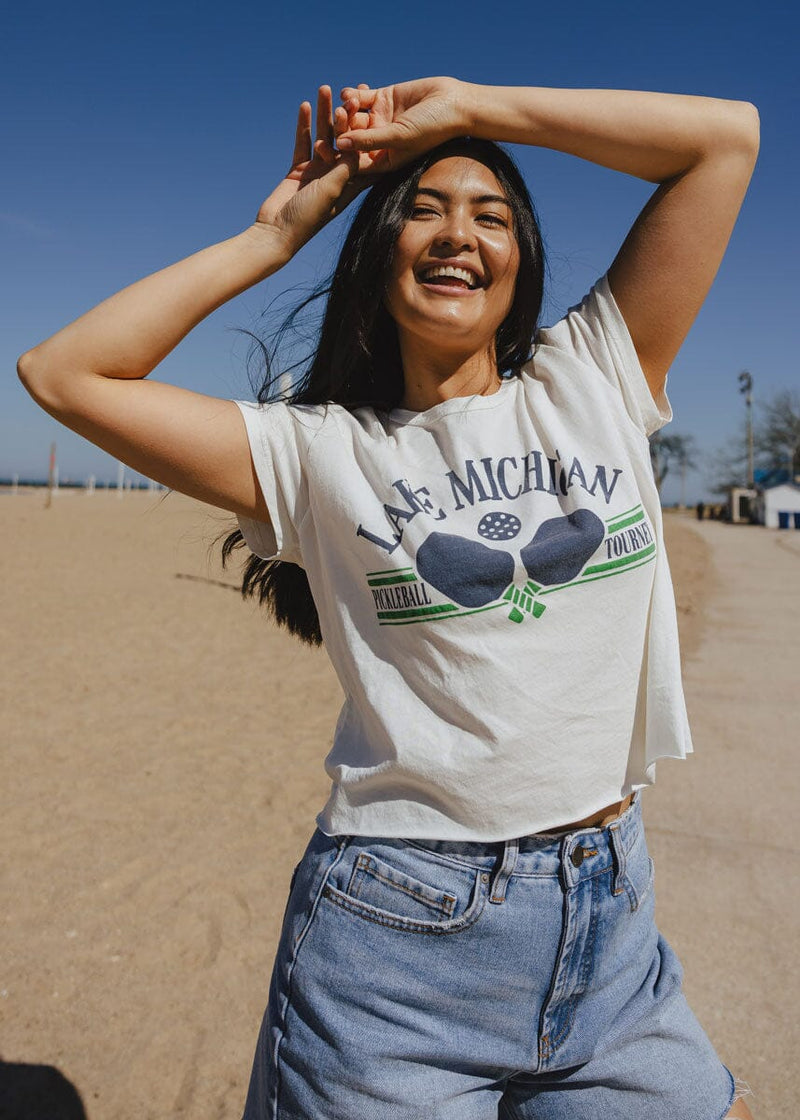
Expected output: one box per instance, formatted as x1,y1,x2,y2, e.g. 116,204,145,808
2,0,797,504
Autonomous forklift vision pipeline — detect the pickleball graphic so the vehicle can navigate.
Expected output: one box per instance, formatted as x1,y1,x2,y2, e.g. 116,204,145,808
416,532,515,608
366,502,655,627
520,509,606,585
477,511,522,541
416,511,603,618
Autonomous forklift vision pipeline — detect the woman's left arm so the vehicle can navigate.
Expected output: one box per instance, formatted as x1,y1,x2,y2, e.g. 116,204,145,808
338,81,760,399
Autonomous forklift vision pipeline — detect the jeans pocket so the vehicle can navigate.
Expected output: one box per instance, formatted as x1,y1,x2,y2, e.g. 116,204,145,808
289,859,302,895
346,851,458,919
321,839,487,934
622,844,655,912
277,859,303,930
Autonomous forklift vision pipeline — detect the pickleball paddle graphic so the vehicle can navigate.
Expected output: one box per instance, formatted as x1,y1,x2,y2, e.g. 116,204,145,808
476,511,522,541
416,533,515,608
414,509,605,622
520,509,605,585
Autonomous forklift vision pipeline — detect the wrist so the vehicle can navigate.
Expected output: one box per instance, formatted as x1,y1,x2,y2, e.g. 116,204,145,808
462,85,544,146
239,222,296,273
453,79,481,137
462,83,509,142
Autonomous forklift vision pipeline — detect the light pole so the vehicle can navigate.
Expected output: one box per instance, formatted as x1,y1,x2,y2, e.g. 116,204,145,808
738,371,754,488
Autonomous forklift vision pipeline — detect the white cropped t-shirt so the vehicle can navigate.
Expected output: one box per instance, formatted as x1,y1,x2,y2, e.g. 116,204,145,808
235,276,693,840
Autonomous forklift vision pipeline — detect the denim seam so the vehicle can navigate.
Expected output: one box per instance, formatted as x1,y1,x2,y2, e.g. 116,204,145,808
543,871,604,1061
608,822,626,896
541,976,580,1060
578,873,602,997
715,1066,737,1120
539,885,578,1063
350,854,457,916
274,840,350,1118
399,800,642,874
400,844,622,883
498,1089,528,1120
623,855,654,913
401,840,506,873
320,877,487,935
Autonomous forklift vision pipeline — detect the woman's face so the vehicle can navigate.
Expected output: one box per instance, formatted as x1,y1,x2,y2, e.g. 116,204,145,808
384,156,521,358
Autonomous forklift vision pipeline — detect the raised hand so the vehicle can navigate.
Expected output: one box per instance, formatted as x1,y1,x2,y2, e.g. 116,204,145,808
336,77,473,170
255,86,382,258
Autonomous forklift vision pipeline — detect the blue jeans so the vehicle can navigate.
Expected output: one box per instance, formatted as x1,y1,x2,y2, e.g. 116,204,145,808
243,793,736,1119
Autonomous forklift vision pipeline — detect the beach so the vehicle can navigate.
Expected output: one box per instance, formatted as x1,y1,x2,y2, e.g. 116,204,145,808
1,490,796,1118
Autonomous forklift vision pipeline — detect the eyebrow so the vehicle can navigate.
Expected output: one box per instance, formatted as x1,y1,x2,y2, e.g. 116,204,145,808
415,187,511,207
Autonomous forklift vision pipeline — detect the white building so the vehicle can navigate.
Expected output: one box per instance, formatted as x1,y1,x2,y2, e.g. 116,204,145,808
728,487,757,523
755,482,800,529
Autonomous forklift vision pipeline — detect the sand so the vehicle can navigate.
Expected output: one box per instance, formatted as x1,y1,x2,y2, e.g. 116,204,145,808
1,490,796,1118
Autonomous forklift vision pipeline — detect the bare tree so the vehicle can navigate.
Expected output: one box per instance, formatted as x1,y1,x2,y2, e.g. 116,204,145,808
756,389,800,478
706,422,750,495
649,432,697,494
707,389,800,495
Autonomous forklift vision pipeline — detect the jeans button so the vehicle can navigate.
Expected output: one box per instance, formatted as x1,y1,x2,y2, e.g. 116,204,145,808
570,846,585,868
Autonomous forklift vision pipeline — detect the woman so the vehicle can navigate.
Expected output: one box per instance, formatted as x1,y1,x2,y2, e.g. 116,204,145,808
19,78,759,1119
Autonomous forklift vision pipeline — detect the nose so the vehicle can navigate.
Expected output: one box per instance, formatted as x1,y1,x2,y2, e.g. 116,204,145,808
432,209,475,253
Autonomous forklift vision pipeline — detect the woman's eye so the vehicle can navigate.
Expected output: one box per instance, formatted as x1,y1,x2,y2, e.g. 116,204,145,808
477,213,508,227
410,206,439,218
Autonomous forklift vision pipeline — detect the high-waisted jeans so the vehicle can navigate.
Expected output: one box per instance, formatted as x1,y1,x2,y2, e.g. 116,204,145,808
243,792,736,1119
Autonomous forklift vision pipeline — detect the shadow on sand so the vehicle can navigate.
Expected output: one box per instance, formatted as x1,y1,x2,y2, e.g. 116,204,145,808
0,1057,87,1119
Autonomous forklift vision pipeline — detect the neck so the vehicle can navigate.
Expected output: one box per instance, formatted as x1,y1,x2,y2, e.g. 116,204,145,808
398,337,502,412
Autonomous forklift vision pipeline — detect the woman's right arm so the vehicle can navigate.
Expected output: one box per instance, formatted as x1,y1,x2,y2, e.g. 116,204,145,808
18,228,290,519
17,89,370,520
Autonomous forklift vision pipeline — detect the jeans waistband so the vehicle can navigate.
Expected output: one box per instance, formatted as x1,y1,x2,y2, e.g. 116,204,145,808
399,791,644,899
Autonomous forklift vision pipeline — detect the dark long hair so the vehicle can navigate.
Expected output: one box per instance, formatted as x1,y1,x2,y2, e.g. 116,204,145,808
222,137,546,645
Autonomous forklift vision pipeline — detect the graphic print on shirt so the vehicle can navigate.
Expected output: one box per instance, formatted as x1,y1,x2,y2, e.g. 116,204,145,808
356,451,655,626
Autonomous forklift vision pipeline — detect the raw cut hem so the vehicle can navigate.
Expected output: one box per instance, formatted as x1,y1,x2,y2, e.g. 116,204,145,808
717,1067,754,1118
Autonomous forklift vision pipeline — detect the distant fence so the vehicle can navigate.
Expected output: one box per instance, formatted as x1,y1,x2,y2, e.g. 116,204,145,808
0,478,166,492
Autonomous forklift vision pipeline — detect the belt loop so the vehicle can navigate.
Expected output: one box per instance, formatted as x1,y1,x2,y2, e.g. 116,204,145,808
489,838,519,904
608,822,626,896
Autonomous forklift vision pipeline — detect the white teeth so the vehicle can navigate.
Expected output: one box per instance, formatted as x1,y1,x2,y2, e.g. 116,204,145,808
420,265,481,288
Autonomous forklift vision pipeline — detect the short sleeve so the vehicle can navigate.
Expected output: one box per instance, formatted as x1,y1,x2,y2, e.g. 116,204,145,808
234,399,324,566
537,275,672,438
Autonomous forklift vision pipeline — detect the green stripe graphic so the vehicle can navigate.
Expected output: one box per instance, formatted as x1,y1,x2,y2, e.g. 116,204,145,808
378,601,504,625
606,502,642,523
376,602,458,621
372,514,655,625
582,542,655,575
547,553,656,593
606,509,645,533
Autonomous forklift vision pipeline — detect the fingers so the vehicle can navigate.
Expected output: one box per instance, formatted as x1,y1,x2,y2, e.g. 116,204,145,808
314,85,336,164
337,83,375,144
340,84,377,113
333,105,349,141
336,125,399,152
291,101,312,169
293,84,393,172
337,82,405,152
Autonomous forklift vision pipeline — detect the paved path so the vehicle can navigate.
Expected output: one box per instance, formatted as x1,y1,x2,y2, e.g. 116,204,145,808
646,520,800,1119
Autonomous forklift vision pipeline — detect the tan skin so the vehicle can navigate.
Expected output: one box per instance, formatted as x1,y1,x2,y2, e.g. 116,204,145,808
17,87,373,525
385,156,520,410
19,78,758,1118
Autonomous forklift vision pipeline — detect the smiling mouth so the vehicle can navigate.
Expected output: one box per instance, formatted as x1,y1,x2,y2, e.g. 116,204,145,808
417,264,483,291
